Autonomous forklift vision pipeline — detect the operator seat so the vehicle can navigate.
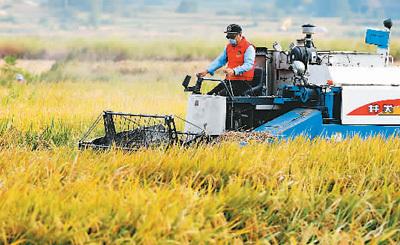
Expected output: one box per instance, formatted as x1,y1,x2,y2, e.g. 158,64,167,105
244,67,264,96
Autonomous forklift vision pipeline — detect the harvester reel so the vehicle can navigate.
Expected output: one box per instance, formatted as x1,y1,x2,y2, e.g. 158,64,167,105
79,111,204,151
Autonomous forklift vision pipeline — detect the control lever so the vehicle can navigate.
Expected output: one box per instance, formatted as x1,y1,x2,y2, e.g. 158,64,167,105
182,75,191,89
182,75,203,94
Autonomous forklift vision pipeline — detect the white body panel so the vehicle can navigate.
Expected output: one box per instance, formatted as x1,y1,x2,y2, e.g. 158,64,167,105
184,95,226,135
341,86,400,125
319,52,386,67
308,66,400,86
308,65,332,85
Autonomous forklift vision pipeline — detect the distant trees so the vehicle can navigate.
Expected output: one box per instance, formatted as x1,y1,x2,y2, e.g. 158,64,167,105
89,0,102,27
310,0,392,19
103,0,123,13
313,0,351,17
46,0,92,11
40,0,400,27
143,0,165,5
44,0,107,27
176,0,198,13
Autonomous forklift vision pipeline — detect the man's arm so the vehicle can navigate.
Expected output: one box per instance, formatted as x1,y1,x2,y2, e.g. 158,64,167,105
232,46,255,75
206,47,228,75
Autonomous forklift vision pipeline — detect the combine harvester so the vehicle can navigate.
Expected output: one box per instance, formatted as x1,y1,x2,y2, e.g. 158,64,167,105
79,19,400,150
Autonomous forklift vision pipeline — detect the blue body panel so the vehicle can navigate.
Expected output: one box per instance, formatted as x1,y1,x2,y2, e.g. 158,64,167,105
365,29,390,49
254,108,400,139
254,108,322,138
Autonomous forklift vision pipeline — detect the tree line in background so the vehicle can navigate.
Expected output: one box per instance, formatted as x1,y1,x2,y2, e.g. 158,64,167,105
43,0,398,27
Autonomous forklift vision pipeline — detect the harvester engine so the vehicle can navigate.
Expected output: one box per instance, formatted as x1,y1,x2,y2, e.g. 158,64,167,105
289,24,321,67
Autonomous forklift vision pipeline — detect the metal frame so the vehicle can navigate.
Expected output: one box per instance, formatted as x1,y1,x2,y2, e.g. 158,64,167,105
79,111,205,151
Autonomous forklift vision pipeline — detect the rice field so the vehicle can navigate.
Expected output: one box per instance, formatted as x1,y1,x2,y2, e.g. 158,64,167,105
0,39,400,244
1,138,400,243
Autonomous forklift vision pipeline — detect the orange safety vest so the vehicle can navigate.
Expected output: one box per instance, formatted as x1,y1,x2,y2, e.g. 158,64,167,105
226,37,255,81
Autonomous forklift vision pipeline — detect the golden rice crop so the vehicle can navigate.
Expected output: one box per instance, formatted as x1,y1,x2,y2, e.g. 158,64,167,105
0,41,400,243
0,138,400,243
0,58,225,150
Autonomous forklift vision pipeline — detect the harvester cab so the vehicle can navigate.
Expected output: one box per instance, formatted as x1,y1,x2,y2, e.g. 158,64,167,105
80,19,400,151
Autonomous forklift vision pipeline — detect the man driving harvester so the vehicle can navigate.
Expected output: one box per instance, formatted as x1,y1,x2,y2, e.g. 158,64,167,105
197,24,256,96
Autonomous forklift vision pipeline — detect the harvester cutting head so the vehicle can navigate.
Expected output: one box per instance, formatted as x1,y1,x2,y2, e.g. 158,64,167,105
79,111,204,151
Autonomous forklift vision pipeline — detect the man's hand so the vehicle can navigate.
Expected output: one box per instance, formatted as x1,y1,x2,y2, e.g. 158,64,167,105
223,68,235,76
197,70,209,78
